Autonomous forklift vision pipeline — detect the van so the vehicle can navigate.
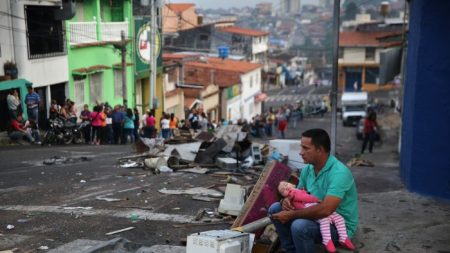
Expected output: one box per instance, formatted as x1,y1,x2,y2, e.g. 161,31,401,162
341,92,368,126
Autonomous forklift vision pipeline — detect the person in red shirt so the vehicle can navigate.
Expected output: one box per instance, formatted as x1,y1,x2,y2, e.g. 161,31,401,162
9,114,35,143
361,111,378,154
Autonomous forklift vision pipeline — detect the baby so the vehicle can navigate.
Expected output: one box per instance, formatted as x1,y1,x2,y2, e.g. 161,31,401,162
278,181,355,253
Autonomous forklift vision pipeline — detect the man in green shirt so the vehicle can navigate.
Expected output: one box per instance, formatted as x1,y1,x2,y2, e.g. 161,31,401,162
269,128,358,253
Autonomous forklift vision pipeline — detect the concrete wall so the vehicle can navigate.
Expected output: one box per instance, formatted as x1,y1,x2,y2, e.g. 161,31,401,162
400,0,450,200
339,47,381,65
66,0,134,109
9,0,68,87
240,68,262,120
0,0,15,76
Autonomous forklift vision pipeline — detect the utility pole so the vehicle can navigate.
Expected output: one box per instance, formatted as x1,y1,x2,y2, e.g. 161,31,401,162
121,30,128,108
330,0,341,155
148,0,157,111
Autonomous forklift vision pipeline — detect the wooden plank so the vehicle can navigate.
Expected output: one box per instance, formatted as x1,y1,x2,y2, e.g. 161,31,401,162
231,161,291,238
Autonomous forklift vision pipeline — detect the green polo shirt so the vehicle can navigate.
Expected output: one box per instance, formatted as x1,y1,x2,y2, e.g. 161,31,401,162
297,155,359,238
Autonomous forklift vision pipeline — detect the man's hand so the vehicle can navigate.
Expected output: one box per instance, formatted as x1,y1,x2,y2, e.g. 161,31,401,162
281,198,295,211
272,210,295,224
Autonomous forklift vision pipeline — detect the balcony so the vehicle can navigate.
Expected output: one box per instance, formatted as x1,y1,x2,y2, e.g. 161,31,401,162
68,20,129,46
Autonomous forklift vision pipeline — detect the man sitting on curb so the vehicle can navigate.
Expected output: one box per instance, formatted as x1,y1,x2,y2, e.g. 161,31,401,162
9,114,37,144
269,128,358,253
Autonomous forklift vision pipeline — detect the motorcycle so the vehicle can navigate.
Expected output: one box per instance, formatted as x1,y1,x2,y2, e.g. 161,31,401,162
42,117,88,145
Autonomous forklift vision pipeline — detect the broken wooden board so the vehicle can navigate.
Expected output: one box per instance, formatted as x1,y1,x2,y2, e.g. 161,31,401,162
231,161,291,238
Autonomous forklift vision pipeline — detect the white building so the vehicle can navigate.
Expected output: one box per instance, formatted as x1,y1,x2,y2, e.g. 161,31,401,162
0,0,69,124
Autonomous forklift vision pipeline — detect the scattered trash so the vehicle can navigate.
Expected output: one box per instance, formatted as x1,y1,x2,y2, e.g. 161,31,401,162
164,142,202,162
43,156,90,166
158,166,173,173
75,172,82,176
63,206,93,210
80,180,87,183
120,161,144,169
144,157,167,170
172,207,181,210
105,227,135,236
17,219,29,223
178,167,210,174
216,157,240,170
218,184,246,216
241,156,254,170
37,246,49,250
96,196,121,202
192,195,220,202
158,187,223,197
130,214,139,223
6,224,14,230
347,157,375,167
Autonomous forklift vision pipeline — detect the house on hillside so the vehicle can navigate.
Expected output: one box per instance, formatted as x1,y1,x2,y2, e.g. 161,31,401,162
163,3,198,34
163,54,264,122
165,23,269,64
338,31,403,91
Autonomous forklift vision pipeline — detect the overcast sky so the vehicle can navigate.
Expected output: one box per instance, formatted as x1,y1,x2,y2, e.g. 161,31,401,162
168,0,318,9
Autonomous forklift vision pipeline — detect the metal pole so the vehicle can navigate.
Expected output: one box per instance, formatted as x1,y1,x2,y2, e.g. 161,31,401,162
330,0,341,155
121,30,128,108
149,0,157,110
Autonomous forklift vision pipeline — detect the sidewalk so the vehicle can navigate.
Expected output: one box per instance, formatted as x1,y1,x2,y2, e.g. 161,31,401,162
349,131,450,252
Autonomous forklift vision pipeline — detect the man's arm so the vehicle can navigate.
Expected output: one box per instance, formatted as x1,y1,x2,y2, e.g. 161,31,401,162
273,195,341,224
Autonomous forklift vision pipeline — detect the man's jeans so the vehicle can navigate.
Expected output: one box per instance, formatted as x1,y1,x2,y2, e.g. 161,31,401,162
27,107,38,122
268,202,339,253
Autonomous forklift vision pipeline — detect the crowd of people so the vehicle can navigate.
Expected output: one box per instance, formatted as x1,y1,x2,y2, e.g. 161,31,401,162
5,84,335,145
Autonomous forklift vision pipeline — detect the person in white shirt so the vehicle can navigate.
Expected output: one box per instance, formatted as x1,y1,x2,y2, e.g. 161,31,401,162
7,89,21,120
160,114,170,139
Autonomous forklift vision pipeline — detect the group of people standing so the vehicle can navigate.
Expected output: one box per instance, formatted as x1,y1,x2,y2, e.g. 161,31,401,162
6,84,41,144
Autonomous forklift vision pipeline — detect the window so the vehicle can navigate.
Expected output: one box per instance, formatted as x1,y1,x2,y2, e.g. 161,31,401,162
199,34,209,41
25,5,65,59
338,48,344,59
365,67,379,84
114,70,123,98
74,79,85,113
365,47,375,61
250,76,253,88
89,73,103,104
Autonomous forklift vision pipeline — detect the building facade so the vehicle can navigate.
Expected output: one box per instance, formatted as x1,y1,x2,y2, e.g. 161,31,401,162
66,0,134,113
400,0,450,200
338,31,402,91
1,0,69,126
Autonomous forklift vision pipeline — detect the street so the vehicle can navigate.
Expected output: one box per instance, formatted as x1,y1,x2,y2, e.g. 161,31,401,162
1,102,450,252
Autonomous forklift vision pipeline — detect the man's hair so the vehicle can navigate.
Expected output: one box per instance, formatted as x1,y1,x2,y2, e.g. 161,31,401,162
302,128,331,153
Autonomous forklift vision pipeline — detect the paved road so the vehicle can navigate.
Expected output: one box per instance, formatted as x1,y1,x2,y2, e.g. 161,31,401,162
264,85,331,112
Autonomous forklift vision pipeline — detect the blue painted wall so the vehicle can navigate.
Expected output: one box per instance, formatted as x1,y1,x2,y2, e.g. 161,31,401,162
400,0,450,199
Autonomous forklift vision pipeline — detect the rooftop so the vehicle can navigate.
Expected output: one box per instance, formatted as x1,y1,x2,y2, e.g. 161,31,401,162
166,3,195,13
339,31,403,47
218,26,269,37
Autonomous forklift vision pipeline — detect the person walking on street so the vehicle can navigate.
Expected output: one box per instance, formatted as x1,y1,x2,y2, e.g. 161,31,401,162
90,105,105,145
25,83,40,124
269,129,359,253
361,111,378,154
